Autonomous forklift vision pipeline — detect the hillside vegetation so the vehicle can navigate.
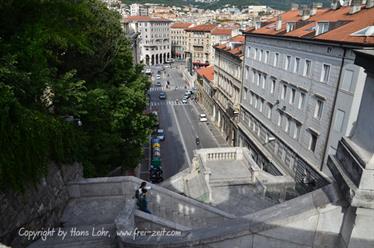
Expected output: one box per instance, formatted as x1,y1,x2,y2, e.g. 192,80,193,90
0,0,154,191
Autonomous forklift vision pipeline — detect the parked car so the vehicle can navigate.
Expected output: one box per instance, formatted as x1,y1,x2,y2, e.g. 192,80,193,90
182,98,188,104
156,75,161,80
145,69,152,75
199,114,208,122
159,92,166,100
156,81,161,87
157,129,165,140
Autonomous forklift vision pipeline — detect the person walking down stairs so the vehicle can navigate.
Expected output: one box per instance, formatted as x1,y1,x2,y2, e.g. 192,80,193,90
137,188,152,214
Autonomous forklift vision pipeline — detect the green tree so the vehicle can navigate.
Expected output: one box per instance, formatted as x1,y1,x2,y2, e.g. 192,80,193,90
0,0,153,190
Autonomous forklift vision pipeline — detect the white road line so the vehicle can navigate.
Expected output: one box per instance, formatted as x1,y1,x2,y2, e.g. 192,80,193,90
170,105,192,168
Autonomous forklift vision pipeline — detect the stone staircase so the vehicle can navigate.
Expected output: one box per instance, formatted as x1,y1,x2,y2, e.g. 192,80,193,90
27,195,125,248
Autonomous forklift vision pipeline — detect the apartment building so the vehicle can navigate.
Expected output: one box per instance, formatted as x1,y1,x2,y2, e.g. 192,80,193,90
130,3,149,16
238,2,374,190
212,35,244,146
185,24,238,67
170,22,193,60
124,16,172,65
185,24,217,67
210,27,236,63
196,65,215,118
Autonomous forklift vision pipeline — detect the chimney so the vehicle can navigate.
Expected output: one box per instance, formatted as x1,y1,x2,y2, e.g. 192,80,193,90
350,0,362,14
311,3,318,15
366,0,374,8
276,15,282,31
331,0,341,9
301,6,311,20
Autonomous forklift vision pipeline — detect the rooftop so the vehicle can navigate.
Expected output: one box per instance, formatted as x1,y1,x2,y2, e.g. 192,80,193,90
170,22,193,29
211,27,232,36
124,15,171,23
214,35,245,59
196,65,214,81
185,23,217,32
245,6,374,46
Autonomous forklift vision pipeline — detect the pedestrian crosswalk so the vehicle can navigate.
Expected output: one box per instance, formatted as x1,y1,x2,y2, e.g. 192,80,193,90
150,101,190,106
149,87,167,92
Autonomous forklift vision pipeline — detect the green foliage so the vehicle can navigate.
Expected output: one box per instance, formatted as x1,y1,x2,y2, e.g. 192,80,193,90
0,0,153,190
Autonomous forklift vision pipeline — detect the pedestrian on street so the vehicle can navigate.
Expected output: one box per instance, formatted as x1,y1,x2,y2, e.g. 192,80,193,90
138,188,151,214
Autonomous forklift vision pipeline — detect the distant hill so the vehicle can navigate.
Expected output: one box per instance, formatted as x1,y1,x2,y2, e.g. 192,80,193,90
121,0,330,10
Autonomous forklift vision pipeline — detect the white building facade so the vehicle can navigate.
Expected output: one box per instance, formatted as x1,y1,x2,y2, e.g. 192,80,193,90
124,16,172,65
238,4,374,191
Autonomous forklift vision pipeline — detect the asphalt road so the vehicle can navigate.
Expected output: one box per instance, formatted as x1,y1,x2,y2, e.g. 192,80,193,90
144,63,227,180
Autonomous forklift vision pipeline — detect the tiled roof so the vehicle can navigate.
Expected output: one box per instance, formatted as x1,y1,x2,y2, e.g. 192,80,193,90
245,6,374,45
170,22,193,29
196,65,214,82
124,16,171,23
214,35,245,59
211,27,232,36
185,24,217,32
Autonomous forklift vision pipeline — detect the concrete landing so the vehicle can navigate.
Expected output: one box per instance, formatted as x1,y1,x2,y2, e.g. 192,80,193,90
61,196,126,226
210,185,276,216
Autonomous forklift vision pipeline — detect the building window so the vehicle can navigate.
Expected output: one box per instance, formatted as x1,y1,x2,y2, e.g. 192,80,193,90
316,22,329,36
277,112,282,126
243,88,248,100
246,47,251,58
262,75,266,89
321,64,330,82
259,99,263,112
285,117,290,133
265,51,269,63
254,96,258,108
303,60,311,77
274,53,279,67
281,84,287,100
294,58,300,73
259,49,263,61
285,55,291,70
289,88,296,104
267,104,272,119
249,92,253,105
255,48,258,59
308,132,318,152
293,123,300,139
298,92,305,109
333,109,345,132
314,99,324,119
341,69,354,92
287,22,296,32
270,79,276,95
257,73,261,86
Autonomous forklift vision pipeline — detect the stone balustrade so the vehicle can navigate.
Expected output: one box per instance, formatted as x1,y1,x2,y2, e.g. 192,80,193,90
68,176,235,230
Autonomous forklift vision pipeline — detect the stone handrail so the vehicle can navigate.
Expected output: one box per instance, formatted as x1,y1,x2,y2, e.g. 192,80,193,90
118,183,340,248
68,176,235,219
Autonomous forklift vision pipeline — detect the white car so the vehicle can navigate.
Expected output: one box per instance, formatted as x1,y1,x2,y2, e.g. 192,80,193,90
156,75,161,80
182,98,188,104
199,114,208,122
145,69,152,75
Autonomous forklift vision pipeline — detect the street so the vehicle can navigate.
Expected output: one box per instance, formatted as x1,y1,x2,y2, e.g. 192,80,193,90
141,63,228,180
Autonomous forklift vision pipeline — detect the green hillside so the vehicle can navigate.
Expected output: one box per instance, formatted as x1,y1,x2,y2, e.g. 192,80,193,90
121,0,330,10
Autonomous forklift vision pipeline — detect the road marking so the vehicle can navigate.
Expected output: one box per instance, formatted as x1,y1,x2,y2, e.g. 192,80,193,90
170,105,192,168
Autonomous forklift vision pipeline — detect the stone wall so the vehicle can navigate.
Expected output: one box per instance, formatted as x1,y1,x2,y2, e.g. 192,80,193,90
0,162,82,248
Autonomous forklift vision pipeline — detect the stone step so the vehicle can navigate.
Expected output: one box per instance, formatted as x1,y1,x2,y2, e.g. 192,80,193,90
27,224,116,248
